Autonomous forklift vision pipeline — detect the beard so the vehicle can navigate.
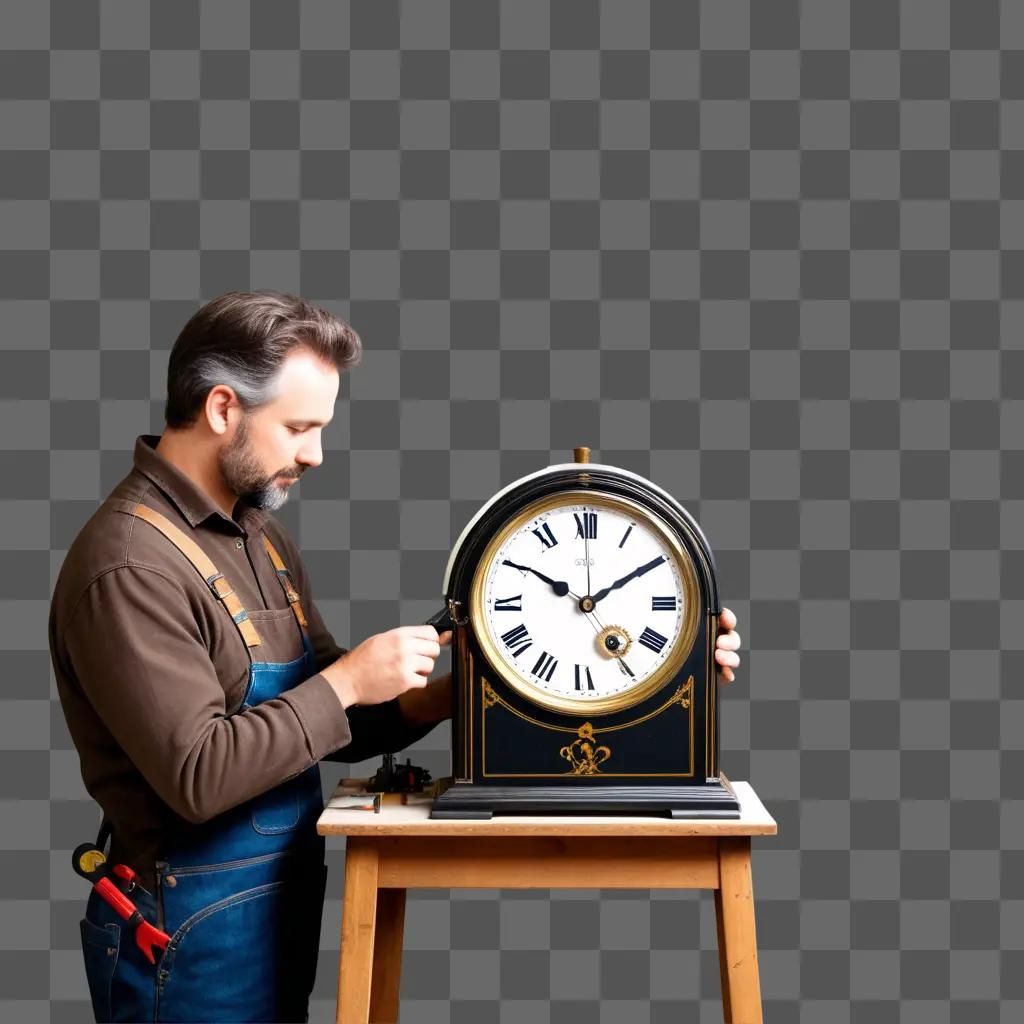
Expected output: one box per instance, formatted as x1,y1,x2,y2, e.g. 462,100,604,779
217,414,301,513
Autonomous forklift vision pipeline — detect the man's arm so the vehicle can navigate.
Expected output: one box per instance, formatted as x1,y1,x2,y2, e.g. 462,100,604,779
269,520,449,760
319,690,446,763
61,564,355,824
312,615,450,762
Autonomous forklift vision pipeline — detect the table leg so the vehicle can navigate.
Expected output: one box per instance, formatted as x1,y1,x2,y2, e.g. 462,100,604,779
714,887,733,1022
369,888,406,1023
337,839,379,1024
715,837,763,1024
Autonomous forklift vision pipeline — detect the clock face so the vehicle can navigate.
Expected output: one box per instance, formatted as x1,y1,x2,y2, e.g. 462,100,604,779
471,491,700,714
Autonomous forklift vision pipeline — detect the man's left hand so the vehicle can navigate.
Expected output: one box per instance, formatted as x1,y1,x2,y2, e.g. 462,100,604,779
715,606,742,683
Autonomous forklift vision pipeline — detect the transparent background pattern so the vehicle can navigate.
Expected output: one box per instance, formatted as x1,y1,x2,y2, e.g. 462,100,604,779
0,1,1016,1021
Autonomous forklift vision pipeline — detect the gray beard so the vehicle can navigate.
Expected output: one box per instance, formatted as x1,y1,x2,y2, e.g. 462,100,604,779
217,417,295,513
238,478,290,513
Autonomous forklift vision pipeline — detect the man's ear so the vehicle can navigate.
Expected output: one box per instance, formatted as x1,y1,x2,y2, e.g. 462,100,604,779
205,385,241,436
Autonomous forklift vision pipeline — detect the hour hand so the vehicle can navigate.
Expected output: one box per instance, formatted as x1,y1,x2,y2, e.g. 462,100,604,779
591,555,666,604
502,559,571,597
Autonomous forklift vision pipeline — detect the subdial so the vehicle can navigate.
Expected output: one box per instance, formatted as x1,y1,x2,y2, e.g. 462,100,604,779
595,624,632,659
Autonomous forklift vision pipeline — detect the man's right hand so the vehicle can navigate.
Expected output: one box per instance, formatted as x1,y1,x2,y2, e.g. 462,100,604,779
321,625,452,710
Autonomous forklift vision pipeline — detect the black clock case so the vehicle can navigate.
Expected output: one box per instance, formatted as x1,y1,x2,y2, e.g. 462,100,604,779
428,463,740,820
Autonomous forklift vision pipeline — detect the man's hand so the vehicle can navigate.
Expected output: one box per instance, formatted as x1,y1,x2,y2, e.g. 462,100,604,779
715,607,741,683
322,626,452,710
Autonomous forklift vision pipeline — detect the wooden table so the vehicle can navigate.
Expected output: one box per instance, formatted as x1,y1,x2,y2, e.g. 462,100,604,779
317,779,776,1024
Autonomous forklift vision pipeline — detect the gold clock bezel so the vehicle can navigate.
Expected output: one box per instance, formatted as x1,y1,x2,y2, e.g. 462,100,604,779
469,489,701,715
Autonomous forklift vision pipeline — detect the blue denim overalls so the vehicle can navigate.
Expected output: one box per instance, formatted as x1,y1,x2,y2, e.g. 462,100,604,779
80,502,328,1023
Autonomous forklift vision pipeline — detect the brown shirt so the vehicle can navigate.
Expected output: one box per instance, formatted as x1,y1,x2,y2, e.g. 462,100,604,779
49,434,434,890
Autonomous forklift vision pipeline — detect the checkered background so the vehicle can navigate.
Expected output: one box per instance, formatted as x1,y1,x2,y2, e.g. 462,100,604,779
0,0,1016,1020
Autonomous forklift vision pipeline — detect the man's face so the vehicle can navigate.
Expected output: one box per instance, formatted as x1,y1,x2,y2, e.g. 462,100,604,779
218,348,339,512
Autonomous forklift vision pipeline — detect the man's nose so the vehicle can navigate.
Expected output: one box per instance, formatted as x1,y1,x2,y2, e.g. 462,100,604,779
297,438,323,468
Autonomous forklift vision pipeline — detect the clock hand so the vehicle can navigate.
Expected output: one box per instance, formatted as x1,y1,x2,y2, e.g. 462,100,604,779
501,559,573,598
591,554,667,605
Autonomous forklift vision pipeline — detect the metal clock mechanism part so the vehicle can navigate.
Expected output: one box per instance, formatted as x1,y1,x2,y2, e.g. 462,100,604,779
367,752,433,794
596,624,632,659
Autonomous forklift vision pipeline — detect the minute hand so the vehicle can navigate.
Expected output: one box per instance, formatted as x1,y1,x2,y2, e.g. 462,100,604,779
591,555,667,605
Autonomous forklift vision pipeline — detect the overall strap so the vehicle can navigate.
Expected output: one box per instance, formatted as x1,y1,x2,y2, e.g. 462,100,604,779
117,500,263,649
261,534,309,632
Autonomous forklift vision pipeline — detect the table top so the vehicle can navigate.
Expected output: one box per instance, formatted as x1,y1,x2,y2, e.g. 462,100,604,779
317,780,776,837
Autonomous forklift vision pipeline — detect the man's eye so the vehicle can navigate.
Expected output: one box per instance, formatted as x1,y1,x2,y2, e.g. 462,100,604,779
288,426,304,435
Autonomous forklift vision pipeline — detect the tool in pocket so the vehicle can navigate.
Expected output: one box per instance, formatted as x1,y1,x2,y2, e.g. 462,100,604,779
72,842,171,965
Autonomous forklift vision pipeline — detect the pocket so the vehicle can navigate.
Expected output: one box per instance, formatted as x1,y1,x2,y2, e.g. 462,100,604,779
250,775,302,834
80,916,120,1023
157,878,318,1023
250,765,323,836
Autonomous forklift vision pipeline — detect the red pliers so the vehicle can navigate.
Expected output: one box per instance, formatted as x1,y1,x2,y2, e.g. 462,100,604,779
72,843,171,965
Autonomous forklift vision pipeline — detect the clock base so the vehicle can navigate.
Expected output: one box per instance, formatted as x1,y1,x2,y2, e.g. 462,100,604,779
430,776,741,820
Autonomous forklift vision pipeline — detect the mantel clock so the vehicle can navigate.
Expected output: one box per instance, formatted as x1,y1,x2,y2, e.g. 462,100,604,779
425,448,739,819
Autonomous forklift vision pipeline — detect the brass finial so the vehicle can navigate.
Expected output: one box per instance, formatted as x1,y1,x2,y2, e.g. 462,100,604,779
574,447,591,464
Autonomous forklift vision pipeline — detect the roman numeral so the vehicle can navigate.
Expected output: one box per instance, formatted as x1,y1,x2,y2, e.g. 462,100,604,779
532,522,558,549
617,659,635,678
500,623,533,657
652,596,677,611
531,650,558,683
574,664,595,691
494,595,522,612
574,511,597,540
618,523,633,548
638,626,668,654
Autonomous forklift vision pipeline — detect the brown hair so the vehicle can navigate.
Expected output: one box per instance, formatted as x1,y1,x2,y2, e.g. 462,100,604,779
164,290,362,428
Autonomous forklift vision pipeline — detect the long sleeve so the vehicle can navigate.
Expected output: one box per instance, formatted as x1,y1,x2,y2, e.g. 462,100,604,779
62,564,355,824
321,698,441,763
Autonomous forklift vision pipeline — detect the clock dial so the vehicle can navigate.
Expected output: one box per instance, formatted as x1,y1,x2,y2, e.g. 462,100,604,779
472,493,698,712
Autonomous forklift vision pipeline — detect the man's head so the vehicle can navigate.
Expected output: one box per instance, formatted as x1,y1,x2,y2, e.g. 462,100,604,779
165,291,361,511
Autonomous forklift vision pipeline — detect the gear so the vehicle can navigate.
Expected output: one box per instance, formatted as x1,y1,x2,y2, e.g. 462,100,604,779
596,624,632,659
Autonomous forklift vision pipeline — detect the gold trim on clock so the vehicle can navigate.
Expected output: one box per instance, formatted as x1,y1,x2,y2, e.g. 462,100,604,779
707,610,715,778
469,489,702,716
481,676,694,734
481,676,697,778
560,723,611,774
704,611,710,778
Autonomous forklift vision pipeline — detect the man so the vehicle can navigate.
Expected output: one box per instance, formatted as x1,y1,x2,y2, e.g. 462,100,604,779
49,290,742,1022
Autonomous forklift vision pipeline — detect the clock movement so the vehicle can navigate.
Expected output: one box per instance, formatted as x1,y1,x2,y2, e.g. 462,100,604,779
425,448,740,819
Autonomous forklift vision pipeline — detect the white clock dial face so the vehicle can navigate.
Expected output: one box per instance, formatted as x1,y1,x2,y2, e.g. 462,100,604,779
480,501,686,704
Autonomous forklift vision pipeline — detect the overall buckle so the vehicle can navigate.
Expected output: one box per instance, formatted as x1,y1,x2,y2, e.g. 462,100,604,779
205,572,234,600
